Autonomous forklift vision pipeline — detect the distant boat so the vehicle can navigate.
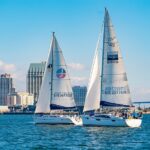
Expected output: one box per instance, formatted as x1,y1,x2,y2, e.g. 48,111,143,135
34,32,76,124
71,8,142,127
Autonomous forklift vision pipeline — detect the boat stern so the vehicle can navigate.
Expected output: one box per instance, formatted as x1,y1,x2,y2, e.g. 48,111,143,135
125,119,142,128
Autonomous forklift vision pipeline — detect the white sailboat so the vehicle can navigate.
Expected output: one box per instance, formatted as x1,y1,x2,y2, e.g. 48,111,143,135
71,8,142,127
34,32,76,124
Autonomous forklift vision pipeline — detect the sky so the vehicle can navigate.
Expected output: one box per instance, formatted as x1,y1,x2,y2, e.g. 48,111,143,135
0,0,150,101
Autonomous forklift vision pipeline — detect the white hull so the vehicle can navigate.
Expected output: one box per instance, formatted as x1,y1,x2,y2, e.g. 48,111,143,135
70,114,142,128
34,115,73,124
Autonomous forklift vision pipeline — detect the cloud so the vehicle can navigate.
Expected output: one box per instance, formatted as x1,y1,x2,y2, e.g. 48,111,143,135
139,88,150,95
11,67,27,91
67,62,88,86
68,63,85,71
68,62,87,86
0,60,25,81
71,76,88,86
0,60,16,73
131,87,150,102
0,60,26,91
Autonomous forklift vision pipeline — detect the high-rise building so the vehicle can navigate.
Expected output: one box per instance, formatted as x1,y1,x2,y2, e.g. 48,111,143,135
26,62,46,103
72,86,87,107
0,73,14,105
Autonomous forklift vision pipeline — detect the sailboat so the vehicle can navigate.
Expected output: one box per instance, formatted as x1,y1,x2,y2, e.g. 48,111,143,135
71,8,142,127
34,32,76,124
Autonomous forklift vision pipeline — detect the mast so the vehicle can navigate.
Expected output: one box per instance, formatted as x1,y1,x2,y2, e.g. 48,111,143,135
100,8,107,105
50,32,55,103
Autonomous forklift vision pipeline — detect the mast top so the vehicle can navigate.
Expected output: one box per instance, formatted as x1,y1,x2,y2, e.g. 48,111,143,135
104,7,109,16
52,32,55,37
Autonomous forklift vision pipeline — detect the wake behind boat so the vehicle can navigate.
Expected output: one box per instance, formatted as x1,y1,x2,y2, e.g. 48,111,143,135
34,32,76,124
70,8,142,128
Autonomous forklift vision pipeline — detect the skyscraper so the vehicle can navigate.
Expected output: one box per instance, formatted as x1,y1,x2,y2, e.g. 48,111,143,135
72,86,87,107
0,73,14,105
26,62,46,103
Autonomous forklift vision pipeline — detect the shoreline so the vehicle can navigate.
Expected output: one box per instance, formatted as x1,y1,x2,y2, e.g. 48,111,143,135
0,112,34,115
143,112,150,114
0,111,150,115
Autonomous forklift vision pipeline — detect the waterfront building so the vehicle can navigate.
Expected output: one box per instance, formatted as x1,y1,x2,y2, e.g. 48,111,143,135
7,88,17,106
0,74,14,105
72,86,87,107
7,91,34,106
133,101,150,109
0,106,9,113
26,62,46,103
17,92,34,106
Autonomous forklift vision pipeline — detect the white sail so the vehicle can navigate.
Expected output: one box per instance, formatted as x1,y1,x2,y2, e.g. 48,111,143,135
83,36,100,112
35,33,75,113
101,8,132,107
35,35,53,113
51,34,76,109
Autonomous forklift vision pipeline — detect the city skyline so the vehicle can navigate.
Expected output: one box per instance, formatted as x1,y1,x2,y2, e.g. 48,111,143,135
0,0,150,101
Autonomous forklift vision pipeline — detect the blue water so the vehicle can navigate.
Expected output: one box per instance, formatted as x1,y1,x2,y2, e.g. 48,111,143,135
0,114,150,150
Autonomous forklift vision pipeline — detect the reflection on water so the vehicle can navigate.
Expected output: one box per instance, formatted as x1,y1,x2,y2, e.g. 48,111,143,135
0,114,150,149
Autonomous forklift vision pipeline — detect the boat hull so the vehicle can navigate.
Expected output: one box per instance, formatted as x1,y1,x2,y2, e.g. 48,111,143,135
70,115,142,128
34,115,73,125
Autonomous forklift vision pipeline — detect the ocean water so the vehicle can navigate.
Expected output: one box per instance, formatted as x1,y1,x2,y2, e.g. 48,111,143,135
0,114,150,150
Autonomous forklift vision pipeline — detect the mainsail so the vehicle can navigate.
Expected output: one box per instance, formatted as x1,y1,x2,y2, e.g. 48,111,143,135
51,33,76,109
100,8,132,107
83,35,100,112
35,33,76,113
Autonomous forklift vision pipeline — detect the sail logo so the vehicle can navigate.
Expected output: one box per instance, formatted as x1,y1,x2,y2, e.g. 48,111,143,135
107,51,118,63
56,68,66,79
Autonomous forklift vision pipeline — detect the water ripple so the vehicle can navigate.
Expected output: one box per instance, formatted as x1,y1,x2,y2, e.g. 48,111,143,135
0,114,150,150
